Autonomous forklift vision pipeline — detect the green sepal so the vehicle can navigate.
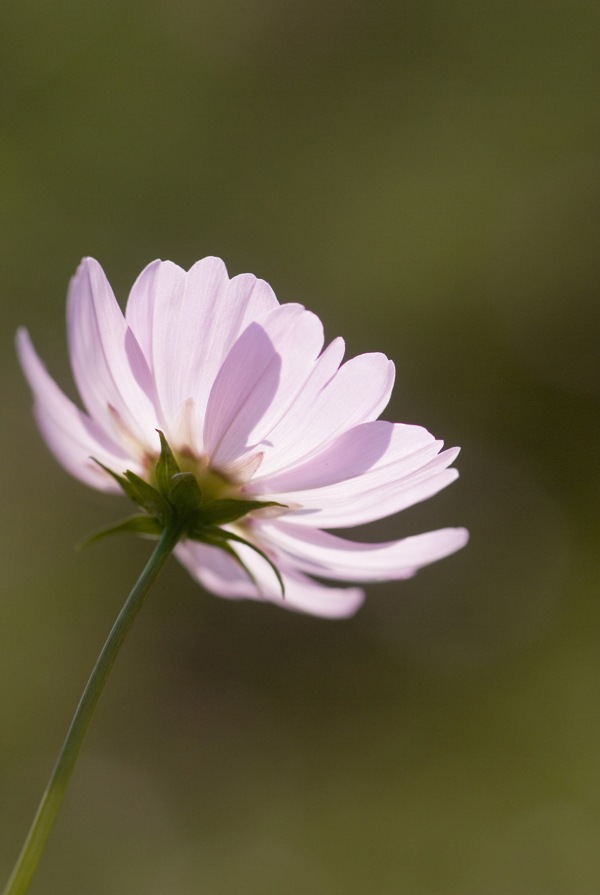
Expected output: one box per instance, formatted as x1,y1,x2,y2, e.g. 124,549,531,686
123,470,172,522
167,471,204,523
199,526,285,597
93,458,134,495
94,459,171,524
189,498,286,529
155,430,181,494
78,514,163,548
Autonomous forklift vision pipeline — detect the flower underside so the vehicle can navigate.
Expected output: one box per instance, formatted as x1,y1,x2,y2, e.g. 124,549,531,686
18,255,469,618
86,430,286,594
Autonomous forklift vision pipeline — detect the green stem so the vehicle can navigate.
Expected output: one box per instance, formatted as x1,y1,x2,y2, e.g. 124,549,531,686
2,522,183,895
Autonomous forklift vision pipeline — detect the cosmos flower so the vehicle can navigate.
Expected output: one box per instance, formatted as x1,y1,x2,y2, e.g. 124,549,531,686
17,257,467,618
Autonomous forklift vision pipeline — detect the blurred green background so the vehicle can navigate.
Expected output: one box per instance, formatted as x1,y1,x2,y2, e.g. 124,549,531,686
1,1,600,893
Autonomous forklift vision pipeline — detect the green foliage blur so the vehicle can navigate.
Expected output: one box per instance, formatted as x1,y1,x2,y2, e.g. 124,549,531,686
1,1,599,892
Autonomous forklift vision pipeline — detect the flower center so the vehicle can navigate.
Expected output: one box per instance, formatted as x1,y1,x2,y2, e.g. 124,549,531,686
171,448,242,503
143,445,242,504
91,431,286,593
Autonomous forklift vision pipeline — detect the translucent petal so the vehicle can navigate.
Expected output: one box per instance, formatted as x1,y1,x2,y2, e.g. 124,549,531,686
16,329,133,490
175,538,364,618
253,422,461,527
259,521,469,582
205,304,324,465
66,258,158,454
255,349,395,478
255,421,430,491
125,257,279,450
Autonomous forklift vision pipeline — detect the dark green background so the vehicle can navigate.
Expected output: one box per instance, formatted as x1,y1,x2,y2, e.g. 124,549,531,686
2,2,600,892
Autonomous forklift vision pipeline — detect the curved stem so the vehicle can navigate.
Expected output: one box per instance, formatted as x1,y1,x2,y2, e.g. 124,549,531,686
2,522,183,895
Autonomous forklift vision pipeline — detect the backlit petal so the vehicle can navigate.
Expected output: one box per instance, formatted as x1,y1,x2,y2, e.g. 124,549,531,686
67,258,158,455
176,538,364,618
125,257,279,450
205,304,324,465
259,522,469,581
17,329,132,490
254,422,461,527
255,350,395,478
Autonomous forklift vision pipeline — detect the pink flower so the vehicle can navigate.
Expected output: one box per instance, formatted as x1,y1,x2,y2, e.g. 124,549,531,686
17,257,468,618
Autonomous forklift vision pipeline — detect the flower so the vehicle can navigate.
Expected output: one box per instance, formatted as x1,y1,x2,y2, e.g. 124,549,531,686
17,257,468,618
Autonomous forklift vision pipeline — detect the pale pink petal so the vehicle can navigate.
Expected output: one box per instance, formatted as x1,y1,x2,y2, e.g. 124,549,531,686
232,305,325,449
282,464,459,528
253,422,461,527
124,259,181,364
269,566,365,619
16,329,134,491
202,323,283,464
175,540,258,600
125,257,279,450
67,258,159,455
176,538,364,618
254,351,396,478
253,421,433,492
258,522,469,581
271,569,364,618
205,304,324,465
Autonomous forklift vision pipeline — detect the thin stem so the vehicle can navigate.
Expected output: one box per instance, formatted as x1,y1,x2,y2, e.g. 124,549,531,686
2,522,183,895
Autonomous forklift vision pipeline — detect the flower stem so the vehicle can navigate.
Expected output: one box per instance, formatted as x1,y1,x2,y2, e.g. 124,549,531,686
2,522,183,895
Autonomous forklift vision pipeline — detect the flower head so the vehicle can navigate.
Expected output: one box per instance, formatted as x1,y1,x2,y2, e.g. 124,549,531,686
17,257,467,618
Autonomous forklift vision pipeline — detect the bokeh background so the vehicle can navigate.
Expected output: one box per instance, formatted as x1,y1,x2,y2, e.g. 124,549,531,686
1,1,600,893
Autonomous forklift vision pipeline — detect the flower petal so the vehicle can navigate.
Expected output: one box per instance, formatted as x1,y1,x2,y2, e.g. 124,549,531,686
204,304,325,465
254,422,461,527
283,465,459,528
125,257,279,450
175,538,364,618
123,259,180,365
175,539,258,599
254,350,396,478
271,569,364,618
254,421,427,491
16,329,133,490
67,258,158,455
258,521,469,581
202,323,283,464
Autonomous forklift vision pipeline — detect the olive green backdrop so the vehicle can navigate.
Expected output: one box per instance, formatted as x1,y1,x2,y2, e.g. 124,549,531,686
1,1,600,893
